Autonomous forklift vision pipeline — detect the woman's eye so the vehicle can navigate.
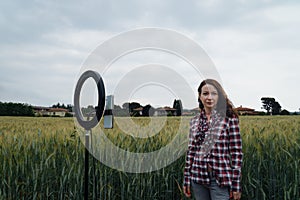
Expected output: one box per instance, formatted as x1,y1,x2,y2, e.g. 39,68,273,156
202,92,218,96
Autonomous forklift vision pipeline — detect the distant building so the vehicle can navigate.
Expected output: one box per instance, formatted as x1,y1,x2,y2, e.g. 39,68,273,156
182,107,199,116
132,106,179,116
33,106,69,117
235,106,259,115
47,108,69,117
33,106,48,116
155,107,177,116
132,107,143,116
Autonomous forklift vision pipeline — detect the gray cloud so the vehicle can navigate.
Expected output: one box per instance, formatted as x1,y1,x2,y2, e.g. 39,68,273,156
0,0,299,110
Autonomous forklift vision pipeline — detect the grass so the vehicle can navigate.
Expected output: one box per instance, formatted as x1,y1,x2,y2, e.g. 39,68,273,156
0,115,299,199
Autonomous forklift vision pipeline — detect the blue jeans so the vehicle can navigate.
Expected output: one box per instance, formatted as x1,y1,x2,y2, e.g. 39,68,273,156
191,173,229,200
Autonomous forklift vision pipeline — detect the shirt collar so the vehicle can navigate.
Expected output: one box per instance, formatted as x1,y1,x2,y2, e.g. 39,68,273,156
200,109,218,118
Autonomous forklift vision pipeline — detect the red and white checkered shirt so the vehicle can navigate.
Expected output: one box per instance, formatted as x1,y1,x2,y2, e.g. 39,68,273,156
183,110,243,192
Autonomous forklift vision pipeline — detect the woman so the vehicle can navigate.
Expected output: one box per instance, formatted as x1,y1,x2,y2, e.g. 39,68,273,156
183,79,243,200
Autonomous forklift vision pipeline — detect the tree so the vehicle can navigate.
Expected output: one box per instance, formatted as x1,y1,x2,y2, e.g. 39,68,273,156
113,105,128,116
280,109,290,115
272,101,281,115
261,97,274,114
142,104,155,116
122,102,142,116
66,104,73,112
52,102,68,109
130,102,141,116
52,102,61,108
173,99,182,116
122,102,130,110
261,97,281,115
81,105,95,117
129,102,141,111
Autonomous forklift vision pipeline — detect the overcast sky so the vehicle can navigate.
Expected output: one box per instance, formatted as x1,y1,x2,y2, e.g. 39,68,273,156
0,0,299,111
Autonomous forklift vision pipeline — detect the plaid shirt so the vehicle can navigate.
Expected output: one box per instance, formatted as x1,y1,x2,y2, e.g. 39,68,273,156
183,110,243,192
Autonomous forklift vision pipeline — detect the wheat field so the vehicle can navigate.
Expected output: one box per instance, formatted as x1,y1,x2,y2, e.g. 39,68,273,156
0,116,299,199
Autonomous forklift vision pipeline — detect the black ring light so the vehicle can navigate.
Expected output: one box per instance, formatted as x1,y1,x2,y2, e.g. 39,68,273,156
74,70,105,130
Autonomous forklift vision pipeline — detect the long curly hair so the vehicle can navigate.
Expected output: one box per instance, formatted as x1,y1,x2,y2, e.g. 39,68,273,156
198,79,238,118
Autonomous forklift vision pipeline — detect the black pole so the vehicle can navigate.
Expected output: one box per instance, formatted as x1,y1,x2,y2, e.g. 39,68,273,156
85,130,90,200
73,70,107,200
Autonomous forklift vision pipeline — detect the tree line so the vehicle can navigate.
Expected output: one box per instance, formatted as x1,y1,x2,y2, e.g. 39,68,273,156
0,102,34,116
51,103,73,112
0,98,298,117
0,102,73,117
112,99,183,117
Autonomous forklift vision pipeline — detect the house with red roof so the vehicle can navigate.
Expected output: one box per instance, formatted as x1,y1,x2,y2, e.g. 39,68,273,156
235,106,259,115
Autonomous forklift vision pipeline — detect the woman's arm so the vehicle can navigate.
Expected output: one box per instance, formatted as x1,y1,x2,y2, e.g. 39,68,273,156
228,117,243,193
183,117,197,187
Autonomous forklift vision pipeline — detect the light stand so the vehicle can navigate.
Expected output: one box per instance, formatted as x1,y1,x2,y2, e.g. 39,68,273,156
74,70,106,200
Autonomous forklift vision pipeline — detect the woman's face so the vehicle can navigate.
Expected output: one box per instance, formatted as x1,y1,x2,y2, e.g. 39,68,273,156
199,84,219,110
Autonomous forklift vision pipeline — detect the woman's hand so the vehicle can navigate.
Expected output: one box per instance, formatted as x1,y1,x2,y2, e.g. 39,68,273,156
230,191,241,200
183,186,191,198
